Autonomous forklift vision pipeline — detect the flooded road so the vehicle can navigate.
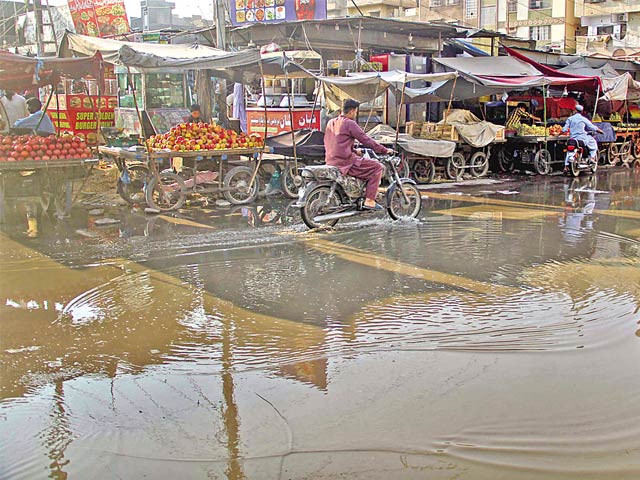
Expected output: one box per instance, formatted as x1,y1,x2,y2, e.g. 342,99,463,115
1,169,639,479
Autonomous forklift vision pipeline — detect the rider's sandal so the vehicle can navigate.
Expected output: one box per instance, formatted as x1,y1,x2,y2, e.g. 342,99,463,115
362,203,383,212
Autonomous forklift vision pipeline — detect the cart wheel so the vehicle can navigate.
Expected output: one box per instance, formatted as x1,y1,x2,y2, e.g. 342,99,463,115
534,149,552,175
398,154,411,178
598,147,609,165
145,171,187,211
223,165,260,205
117,164,149,205
281,163,302,199
608,143,619,165
411,158,435,184
497,147,516,173
620,141,632,165
469,151,489,177
445,153,465,180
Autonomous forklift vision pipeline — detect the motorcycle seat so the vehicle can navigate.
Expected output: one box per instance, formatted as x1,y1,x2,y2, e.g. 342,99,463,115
303,165,341,180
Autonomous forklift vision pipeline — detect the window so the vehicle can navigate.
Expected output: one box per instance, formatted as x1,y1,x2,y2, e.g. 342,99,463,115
430,0,443,6
530,0,549,8
508,0,517,12
466,0,477,18
480,6,496,28
530,25,551,41
446,0,460,5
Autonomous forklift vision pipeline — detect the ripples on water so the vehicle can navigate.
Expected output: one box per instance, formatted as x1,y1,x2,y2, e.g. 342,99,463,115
2,181,640,479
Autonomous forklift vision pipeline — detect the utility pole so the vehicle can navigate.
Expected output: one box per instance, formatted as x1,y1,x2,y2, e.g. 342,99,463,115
213,0,228,126
33,0,45,56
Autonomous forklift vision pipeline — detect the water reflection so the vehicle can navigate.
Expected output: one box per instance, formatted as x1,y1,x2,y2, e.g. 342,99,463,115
1,169,639,478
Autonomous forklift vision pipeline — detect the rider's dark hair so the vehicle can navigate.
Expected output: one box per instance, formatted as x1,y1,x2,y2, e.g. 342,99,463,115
4,90,14,100
342,99,360,114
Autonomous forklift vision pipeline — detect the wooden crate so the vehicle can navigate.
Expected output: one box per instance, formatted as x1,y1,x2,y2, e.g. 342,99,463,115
495,126,505,142
405,121,423,137
422,124,459,141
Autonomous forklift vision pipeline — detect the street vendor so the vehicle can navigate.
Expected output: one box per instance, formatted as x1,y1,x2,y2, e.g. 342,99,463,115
506,102,541,129
1,91,29,128
187,104,203,123
562,104,603,174
324,98,393,211
13,97,55,135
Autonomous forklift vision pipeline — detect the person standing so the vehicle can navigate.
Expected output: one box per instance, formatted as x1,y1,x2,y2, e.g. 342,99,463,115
1,91,29,128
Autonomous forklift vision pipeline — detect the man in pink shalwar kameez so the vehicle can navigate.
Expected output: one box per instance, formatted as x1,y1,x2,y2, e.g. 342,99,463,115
324,99,393,210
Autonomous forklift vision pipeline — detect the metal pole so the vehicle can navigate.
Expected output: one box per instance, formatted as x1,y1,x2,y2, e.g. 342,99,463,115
284,68,298,171
395,74,407,148
214,0,228,126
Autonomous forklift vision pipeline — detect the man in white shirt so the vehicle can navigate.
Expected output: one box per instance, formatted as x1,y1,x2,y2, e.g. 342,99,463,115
13,97,56,135
1,91,29,128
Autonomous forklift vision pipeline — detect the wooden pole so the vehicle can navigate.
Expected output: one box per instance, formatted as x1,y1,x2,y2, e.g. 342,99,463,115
395,73,407,147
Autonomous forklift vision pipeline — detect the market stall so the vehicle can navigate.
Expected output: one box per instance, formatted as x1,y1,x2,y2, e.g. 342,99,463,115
0,51,102,218
60,32,263,138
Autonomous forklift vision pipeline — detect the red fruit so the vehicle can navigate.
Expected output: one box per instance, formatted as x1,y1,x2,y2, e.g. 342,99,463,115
7,157,16,162
42,155,50,161
34,156,42,161
20,150,29,158
53,149,61,157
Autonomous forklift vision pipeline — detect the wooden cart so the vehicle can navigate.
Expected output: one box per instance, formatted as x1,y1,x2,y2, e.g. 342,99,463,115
0,157,99,221
99,146,268,210
497,135,568,175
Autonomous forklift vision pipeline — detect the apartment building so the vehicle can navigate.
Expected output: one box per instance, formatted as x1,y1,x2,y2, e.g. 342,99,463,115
409,0,578,53
574,0,640,55
328,0,418,18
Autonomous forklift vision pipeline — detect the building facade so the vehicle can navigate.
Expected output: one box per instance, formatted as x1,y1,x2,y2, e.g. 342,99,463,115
574,0,640,55
412,0,578,53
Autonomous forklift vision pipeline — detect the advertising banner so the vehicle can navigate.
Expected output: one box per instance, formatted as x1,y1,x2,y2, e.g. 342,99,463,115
231,0,326,26
68,0,130,37
48,94,117,144
246,108,320,137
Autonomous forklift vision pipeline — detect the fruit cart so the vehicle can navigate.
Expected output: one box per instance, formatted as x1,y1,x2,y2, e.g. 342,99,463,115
495,124,568,175
0,134,99,221
99,126,267,210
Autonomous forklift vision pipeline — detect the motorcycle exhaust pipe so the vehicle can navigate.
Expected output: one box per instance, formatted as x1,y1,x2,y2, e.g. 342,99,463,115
313,210,360,222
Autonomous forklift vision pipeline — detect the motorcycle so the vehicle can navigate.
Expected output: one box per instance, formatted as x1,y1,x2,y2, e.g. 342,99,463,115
297,150,422,229
565,134,598,177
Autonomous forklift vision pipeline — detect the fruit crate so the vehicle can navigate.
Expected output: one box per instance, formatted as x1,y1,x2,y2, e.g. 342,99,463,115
422,124,459,142
405,121,423,138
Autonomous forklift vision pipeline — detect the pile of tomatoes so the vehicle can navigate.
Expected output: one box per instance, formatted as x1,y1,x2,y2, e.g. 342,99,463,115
0,134,92,162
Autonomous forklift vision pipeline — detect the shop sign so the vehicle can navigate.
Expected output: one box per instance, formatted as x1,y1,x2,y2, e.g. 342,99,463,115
247,109,320,137
48,94,117,144
68,0,130,37
231,0,327,26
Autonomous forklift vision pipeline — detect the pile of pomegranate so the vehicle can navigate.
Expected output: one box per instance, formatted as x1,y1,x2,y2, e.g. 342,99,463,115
0,134,92,162
146,123,264,152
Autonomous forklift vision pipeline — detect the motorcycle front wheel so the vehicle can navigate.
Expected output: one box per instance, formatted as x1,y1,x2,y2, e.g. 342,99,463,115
300,185,342,229
387,182,422,220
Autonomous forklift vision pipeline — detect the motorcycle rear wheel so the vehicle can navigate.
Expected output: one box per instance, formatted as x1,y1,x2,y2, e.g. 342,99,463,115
570,159,581,177
301,185,342,229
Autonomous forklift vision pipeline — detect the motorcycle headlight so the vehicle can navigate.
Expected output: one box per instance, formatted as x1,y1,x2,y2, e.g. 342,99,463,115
301,170,313,179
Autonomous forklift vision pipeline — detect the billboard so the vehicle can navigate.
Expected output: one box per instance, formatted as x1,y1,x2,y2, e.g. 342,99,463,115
231,0,327,27
68,0,130,37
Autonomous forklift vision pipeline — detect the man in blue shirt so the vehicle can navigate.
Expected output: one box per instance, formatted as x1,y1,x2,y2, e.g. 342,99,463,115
562,105,603,173
13,97,56,135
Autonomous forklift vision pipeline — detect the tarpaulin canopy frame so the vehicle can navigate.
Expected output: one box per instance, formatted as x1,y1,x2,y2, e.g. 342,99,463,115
0,50,103,91
0,51,104,135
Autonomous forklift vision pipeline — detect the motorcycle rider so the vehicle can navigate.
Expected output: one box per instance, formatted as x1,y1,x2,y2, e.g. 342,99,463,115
562,104,603,174
324,99,394,210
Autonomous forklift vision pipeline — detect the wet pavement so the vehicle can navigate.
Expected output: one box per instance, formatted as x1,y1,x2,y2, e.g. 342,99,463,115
1,168,639,479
